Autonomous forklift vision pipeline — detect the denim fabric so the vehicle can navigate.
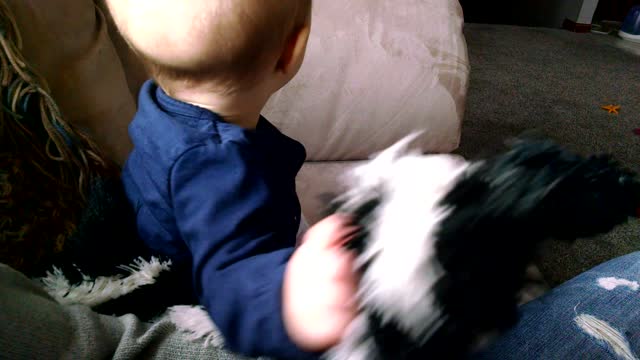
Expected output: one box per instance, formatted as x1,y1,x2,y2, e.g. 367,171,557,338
472,251,640,359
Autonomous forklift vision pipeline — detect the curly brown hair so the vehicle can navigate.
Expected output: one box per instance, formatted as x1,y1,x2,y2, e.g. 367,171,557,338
0,1,115,275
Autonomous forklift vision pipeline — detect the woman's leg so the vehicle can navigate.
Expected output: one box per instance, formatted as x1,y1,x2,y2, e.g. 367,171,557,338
0,263,251,360
472,251,640,359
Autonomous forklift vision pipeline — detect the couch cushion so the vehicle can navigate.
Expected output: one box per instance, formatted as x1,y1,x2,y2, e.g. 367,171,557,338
264,0,469,161
296,161,361,225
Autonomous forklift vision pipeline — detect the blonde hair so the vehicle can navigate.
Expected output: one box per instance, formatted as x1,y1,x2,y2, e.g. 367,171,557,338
112,0,311,92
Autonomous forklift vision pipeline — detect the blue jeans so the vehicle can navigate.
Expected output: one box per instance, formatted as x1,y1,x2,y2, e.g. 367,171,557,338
471,251,640,360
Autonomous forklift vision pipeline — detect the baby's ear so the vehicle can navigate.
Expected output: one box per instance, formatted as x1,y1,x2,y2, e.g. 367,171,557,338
276,23,311,75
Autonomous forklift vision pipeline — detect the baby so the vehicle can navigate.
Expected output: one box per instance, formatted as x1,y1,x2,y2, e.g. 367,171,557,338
105,0,358,358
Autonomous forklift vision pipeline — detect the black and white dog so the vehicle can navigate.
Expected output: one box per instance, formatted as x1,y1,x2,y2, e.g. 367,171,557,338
325,133,640,360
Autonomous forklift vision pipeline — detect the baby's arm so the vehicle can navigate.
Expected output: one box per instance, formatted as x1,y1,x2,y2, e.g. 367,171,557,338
170,142,320,359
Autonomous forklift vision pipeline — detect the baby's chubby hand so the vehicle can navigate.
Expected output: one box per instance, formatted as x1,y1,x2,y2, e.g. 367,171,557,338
283,214,360,352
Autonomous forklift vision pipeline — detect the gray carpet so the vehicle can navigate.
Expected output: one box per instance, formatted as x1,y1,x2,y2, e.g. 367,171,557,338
456,23,640,287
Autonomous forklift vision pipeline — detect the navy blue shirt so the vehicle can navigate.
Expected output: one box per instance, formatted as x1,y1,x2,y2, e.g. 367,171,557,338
122,81,314,359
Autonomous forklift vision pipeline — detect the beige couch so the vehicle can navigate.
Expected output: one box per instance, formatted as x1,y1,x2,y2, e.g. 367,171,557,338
268,1,469,223
6,0,469,226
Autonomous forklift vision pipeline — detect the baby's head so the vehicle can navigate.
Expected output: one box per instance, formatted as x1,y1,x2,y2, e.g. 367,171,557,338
107,0,312,96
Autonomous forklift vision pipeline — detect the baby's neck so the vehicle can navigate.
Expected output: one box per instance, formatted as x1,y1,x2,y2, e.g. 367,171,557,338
167,86,269,130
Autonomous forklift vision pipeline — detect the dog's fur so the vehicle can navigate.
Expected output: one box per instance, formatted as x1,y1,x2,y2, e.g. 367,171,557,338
325,134,640,360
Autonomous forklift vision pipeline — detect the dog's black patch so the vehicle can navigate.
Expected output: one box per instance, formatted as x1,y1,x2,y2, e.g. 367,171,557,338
326,139,640,360
324,192,381,255
431,140,639,358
